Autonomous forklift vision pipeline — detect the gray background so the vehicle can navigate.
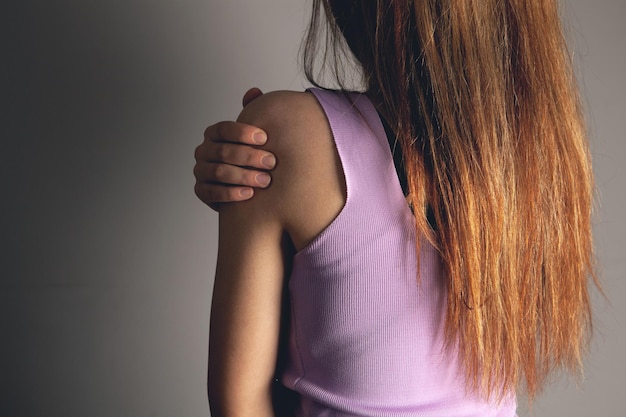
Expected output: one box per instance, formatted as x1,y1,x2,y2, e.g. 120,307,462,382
1,1,624,416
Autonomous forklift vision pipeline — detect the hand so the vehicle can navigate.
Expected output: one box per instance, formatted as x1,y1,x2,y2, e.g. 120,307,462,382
194,88,276,210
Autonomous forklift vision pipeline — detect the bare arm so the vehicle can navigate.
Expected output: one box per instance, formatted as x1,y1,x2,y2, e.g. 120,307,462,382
208,91,342,417
208,199,287,417
207,93,294,417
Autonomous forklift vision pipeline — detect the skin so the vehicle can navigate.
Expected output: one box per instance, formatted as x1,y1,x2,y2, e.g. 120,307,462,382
207,90,345,416
194,88,278,209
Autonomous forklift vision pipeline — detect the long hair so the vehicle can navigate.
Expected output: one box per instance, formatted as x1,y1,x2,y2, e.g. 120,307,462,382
304,0,597,401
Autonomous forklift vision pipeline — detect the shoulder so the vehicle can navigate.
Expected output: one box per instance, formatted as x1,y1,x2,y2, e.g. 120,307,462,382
237,90,327,150
237,90,320,116
233,90,346,250
237,90,330,182
237,90,322,120
236,90,330,187
236,89,335,191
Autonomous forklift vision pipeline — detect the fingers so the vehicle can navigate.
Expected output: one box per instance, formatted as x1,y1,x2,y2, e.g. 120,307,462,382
242,87,264,107
194,141,276,171
204,120,267,146
193,160,271,207
194,161,272,188
195,182,255,206
194,90,269,209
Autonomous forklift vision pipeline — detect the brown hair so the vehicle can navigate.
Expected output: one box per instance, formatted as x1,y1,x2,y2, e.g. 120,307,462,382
304,0,597,401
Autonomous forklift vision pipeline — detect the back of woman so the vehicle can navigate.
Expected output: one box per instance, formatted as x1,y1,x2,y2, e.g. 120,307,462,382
207,1,596,416
278,88,516,416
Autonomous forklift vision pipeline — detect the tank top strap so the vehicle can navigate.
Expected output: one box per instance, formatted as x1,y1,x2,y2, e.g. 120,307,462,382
306,88,409,218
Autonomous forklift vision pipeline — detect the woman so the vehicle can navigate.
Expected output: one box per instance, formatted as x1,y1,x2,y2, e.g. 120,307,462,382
201,1,596,416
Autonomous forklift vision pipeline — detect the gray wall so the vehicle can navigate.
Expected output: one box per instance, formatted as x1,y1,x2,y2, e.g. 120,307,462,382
1,1,624,416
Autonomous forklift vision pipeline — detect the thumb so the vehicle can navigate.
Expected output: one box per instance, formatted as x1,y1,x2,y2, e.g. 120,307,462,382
242,87,264,107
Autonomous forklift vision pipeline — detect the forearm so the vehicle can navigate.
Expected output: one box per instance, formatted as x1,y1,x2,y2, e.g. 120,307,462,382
208,192,286,417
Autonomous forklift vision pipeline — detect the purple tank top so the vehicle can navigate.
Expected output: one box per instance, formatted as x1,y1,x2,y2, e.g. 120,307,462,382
280,88,517,417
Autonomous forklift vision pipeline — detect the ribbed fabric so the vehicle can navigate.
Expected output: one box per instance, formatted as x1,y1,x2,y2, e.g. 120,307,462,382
280,88,516,417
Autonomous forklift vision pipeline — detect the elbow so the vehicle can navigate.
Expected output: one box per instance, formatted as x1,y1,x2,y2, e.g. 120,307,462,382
208,373,274,417
207,375,227,417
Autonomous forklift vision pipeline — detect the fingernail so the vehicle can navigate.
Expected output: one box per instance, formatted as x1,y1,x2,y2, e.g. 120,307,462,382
261,154,276,169
239,188,253,198
256,173,271,187
253,131,267,144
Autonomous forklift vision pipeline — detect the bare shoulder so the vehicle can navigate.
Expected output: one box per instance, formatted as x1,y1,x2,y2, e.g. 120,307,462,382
237,90,326,149
237,90,320,117
236,90,345,250
235,90,330,184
